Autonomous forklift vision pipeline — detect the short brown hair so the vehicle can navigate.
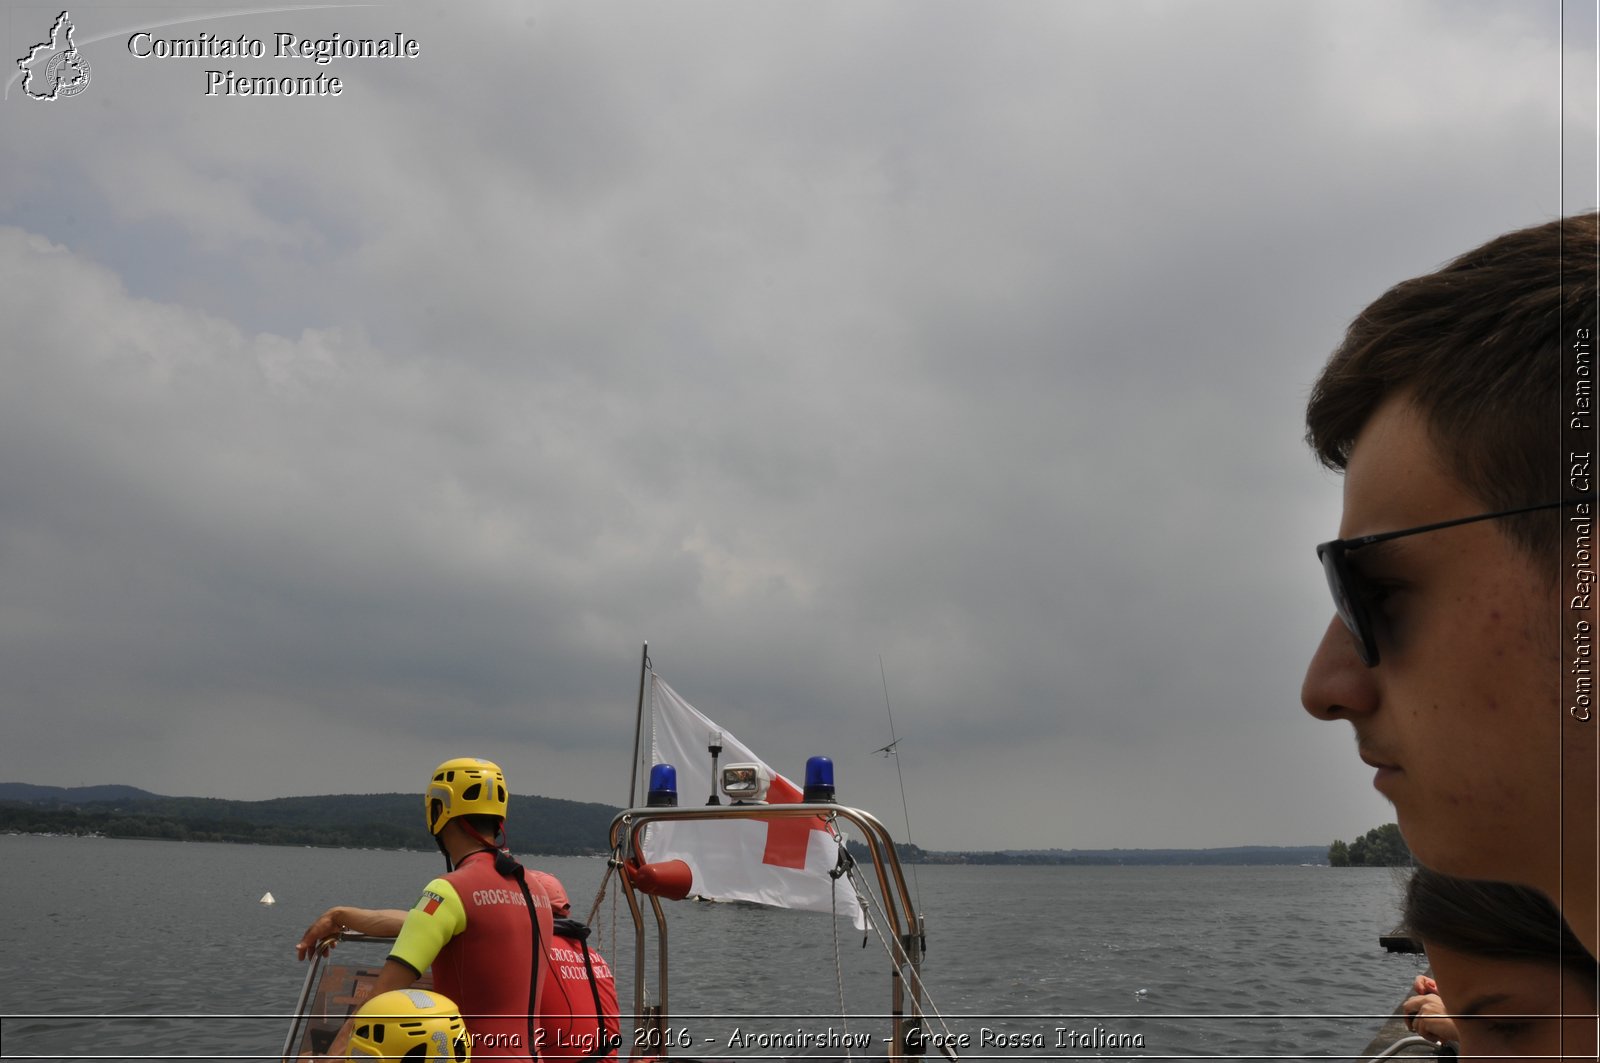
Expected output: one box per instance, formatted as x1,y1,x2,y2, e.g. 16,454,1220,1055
1305,212,1599,558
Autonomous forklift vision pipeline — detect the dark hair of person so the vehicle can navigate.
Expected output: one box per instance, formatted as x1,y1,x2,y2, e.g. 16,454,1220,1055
1305,211,1598,560
1403,867,1596,981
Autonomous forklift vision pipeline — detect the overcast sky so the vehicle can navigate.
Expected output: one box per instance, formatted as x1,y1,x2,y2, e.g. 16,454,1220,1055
1,1,1594,851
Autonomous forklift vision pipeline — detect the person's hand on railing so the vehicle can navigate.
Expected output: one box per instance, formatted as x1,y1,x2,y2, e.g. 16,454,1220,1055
296,908,348,961
295,906,407,960
1402,974,1459,1046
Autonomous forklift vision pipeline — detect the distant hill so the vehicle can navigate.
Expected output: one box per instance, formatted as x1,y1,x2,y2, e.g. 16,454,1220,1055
2,784,1329,864
0,783,164,803
0,783,623,854
844,840,1328,867
967,845,1330,866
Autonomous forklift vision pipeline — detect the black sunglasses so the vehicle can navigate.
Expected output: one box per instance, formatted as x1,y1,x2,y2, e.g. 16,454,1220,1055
1317,497,1587,667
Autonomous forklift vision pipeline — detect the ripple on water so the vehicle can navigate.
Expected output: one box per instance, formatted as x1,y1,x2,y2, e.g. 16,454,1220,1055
3,840,1418,1059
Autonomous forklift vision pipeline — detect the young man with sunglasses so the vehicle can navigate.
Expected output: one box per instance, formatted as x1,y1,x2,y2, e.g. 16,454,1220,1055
1300,211,1599,960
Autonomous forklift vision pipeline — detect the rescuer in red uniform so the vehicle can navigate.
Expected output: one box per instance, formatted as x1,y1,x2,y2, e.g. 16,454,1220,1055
297,757,554,1061
525,871,620,1062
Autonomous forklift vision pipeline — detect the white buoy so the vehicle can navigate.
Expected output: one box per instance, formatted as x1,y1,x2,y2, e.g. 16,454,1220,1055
260,891,276,905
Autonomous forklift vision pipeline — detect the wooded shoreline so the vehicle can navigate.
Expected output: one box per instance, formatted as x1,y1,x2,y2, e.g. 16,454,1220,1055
2,783,1329,864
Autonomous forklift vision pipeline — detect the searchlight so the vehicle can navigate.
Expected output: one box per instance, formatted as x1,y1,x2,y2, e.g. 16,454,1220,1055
720,762,772,803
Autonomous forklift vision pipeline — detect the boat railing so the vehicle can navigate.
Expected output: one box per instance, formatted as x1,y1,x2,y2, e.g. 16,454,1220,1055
280,930,415,1063
607,801,928,1062
1362,1033,1445,1060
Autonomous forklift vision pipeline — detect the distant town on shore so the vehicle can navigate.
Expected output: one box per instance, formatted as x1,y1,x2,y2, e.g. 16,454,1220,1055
0,782,1338,865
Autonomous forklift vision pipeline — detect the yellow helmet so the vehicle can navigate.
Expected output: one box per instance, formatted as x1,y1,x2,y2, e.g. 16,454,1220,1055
426,757,508,836
348,988,470,1061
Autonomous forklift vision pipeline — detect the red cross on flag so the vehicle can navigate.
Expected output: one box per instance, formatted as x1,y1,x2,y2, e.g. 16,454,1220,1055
642,675,865,929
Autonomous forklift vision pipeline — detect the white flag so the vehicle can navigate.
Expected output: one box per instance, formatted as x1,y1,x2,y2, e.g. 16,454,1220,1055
644,675,864,929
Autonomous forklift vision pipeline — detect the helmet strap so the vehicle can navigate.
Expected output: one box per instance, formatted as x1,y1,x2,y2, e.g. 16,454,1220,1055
458,818,504,851
435,818,509,872
457,819,525,877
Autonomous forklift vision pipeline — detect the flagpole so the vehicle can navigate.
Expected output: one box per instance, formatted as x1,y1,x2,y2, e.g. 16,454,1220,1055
626,641,651,809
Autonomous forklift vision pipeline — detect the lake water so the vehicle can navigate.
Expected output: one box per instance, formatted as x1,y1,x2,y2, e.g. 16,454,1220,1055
0,835,1429,1060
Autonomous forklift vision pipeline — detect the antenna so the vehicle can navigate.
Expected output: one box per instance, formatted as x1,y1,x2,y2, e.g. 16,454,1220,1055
627,641,651,809
878,654,922,909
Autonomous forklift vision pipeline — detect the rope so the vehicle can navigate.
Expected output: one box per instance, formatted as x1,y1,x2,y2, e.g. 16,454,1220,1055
829,863,854,1060
839,852,960,1055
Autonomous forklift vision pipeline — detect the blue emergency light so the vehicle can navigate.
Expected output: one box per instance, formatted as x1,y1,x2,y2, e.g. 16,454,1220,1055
647,763,679,806
802,755,835,803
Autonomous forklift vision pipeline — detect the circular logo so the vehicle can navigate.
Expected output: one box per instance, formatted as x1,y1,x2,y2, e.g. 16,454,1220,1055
44,49,91,98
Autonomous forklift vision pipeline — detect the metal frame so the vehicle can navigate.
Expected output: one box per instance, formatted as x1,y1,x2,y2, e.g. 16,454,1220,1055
608,801,927,1062
1363,1034,1440,1060
280,931,397,1063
